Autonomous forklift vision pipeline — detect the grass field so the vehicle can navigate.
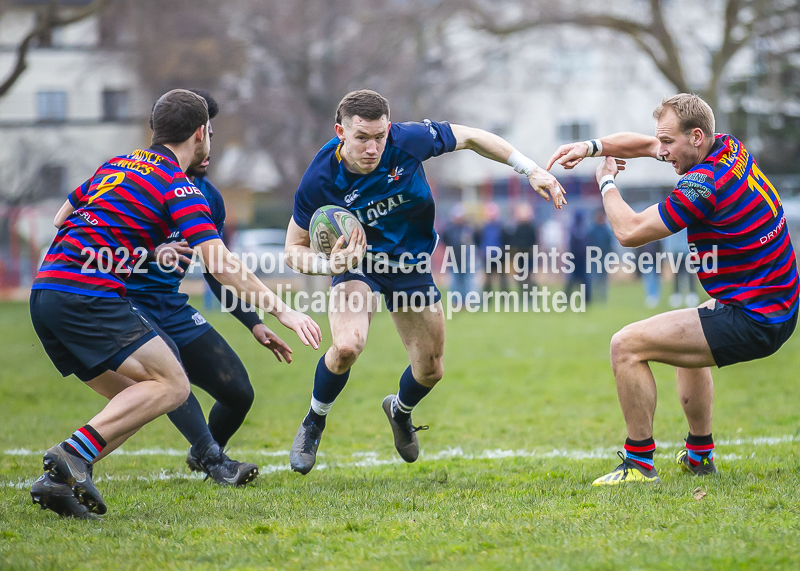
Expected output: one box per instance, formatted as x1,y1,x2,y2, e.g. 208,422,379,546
1,284,799,570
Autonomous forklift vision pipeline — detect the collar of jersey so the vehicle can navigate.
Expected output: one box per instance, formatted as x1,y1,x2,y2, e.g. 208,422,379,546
148,144,180,168
705,135,728,165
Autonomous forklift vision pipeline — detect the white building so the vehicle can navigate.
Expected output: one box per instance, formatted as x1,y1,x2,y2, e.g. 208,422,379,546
0,6,147,285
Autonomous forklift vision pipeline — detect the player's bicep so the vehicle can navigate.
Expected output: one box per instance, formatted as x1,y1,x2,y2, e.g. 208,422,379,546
451,124,480,151
634,204,674,244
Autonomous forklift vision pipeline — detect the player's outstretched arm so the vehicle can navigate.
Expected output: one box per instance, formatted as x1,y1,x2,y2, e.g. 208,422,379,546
284,217,366,276
596,157,672,248
546,132,661,171
199,267,293,362
450,124,567,210
194,238,322,349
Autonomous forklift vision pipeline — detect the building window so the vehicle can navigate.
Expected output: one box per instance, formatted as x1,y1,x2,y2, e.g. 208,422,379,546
37,91,67,123
102,89,130,121
557,121,593,144
36,164,67,199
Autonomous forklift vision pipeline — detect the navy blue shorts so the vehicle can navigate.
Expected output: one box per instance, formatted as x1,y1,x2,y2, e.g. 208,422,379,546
332,264,441,311
30,289,156,382
699,301,797,367
126,291,213,349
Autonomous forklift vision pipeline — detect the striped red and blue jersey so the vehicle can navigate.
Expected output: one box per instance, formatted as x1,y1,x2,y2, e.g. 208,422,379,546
32,145,220,297
658,133,798,323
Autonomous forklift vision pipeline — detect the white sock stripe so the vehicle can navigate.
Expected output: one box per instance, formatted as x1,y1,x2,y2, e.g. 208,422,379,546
395,396,414,413
310,397,333,416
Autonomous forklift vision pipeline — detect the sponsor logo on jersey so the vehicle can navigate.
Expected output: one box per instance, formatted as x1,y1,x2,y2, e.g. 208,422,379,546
172,186,203,198
423,119,438,139
344,189,360,205
683,172,711,184
353,193,410,226
678,180,711,201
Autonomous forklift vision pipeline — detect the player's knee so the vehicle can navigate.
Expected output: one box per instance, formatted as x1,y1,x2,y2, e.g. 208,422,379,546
161,371,191,411
331,339,364,369
414,358,444,383
610,327,638,370
230,378,255,412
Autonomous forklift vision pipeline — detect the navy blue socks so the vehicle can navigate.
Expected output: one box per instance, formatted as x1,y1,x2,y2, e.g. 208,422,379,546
304,356,350,429
393,366,432,423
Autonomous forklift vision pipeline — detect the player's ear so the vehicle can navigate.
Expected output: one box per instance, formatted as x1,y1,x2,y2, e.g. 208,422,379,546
334,123,345,141
195,124,205,142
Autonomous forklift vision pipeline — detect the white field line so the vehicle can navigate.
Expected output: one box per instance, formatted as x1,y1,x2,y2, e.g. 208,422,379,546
1,434,795,489
3,433,796,460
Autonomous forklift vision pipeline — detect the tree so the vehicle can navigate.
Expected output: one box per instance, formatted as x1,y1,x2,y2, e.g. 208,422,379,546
727,8,800,170
223,0,464,190
118,0,464,196
0,0,114,98
469,0,800,108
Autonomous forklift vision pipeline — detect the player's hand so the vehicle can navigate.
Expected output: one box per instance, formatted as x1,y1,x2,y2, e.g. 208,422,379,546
275,308,322,350
252,323,293,363
595,157,626,183
528,167,568,210
329,227,367,276
154,241,194,275
546,142,590,171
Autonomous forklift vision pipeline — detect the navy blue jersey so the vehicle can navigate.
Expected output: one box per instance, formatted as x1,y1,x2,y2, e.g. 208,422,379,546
125,175,226,295
293,120,457,265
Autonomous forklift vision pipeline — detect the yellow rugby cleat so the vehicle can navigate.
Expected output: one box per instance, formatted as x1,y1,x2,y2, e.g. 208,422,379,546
592,451,661,486
677,449,718,476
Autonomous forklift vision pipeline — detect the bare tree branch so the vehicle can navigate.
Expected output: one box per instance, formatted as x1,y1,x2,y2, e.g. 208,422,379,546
470,0,796,108
472,4,692,94
0,0,114,98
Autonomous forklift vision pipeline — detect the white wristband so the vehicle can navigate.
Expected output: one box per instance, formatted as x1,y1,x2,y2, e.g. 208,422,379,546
599,174,617,197
584,139,603,158
310,255,331,276
507,150,539,177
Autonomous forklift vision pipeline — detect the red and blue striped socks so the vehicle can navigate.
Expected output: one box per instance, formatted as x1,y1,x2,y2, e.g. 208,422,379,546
62,425,106,463
685,432,714,466
624,437,656,471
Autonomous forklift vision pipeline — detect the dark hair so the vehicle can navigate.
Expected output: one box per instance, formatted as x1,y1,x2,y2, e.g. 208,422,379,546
149,89,218,129
335,89,390,125
151,89,209,145
188,89,219,119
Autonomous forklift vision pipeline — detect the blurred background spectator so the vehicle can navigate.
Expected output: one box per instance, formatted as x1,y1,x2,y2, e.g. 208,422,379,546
637,240,663,309
440,203,478,300
664,229,700,308
586,208,613,304
478,202,510,294
507,202,538,293
565,210,590,302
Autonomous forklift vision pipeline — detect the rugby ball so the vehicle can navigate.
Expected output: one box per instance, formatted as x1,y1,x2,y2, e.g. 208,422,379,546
309,205,364,258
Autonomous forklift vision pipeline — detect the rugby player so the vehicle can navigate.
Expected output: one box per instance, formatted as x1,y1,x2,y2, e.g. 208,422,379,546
123,89,292,487
284,89,566,474
547,94,798,485
29,89,320,518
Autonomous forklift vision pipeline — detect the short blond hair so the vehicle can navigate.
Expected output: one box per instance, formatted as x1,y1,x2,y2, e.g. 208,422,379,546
653,94,715,138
